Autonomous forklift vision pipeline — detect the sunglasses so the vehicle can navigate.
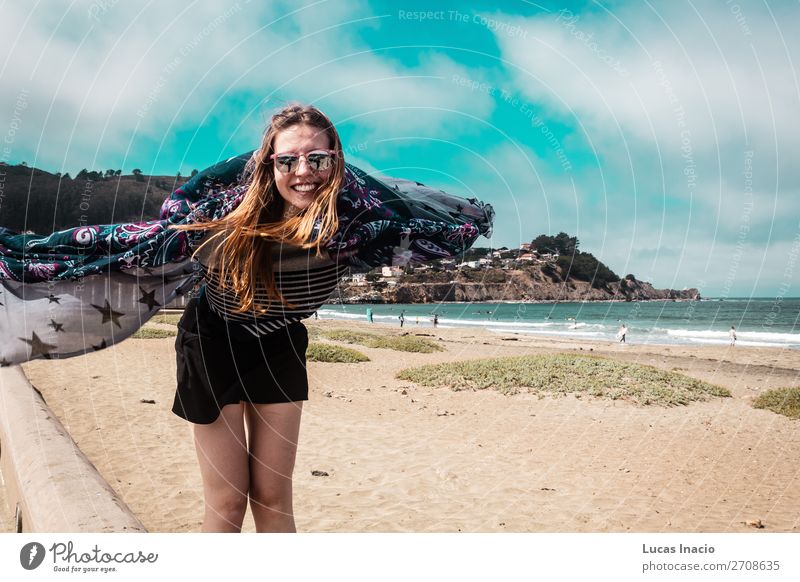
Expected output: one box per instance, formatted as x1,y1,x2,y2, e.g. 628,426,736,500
270,149,337,173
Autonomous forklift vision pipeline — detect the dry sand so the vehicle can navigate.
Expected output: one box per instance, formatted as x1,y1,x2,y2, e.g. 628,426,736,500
14,319,800,533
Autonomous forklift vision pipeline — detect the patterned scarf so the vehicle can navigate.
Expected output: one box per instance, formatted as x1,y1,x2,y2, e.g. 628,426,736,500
0,151,493,365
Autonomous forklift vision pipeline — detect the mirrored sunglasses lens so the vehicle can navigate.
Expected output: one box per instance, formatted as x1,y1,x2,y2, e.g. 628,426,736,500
275,156,298,172
307,153,333,171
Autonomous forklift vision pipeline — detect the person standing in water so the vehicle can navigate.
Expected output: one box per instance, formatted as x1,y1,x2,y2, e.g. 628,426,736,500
729,326,737,346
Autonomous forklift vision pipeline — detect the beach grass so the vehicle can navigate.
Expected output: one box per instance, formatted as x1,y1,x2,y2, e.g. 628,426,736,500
397,354,731,406
307,342,370,363
150,313,182,326
132,327,178,339
305,325,324,340
321,329,443,353
752,387,800,419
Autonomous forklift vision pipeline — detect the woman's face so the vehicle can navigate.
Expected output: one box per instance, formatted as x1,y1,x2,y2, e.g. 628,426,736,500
272,123,333,211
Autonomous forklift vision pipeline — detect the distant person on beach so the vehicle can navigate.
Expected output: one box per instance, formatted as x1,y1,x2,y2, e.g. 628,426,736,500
617,323,628,343
399,311,405,328
729,326,737,346
433,313,439,328
366,307,374,323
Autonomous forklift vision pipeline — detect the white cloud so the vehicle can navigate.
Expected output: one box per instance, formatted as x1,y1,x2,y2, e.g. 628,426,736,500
0,0,494,174
494,2,800,153
486,0,800,294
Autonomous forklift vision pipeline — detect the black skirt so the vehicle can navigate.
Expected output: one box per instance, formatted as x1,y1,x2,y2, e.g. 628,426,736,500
171,294,309,424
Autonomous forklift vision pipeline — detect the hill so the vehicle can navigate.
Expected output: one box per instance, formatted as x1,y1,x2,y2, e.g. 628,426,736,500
0,162,188,232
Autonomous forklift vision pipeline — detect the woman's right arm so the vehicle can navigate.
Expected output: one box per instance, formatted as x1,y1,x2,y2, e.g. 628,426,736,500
160,150,254,222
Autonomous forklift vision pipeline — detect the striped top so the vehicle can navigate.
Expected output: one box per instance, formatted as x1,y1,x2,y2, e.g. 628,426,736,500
194,240,347,338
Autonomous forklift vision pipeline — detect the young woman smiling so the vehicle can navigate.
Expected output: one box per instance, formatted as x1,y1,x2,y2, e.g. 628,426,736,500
172,104,346,532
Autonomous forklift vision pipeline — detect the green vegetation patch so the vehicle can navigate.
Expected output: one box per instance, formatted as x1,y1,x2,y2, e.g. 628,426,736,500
322,329,443,353
304,325,324,340
396,354,730,406
132,327,177,339
150,313,182,326
752,387,800,419
306,342,369,363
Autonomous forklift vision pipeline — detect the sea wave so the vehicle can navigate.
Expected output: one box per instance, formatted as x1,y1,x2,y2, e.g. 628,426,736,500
665,328,800,343
317,308,800,348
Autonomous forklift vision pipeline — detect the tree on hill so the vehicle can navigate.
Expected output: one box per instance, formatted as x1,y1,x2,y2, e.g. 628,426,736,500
530,232,619,288
557,251,619,288
132,168,143,182
460,246,492,261
531,232,578,255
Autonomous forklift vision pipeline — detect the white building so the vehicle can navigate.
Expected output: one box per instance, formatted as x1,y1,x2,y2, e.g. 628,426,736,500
381,266,403,278
350,273,367,286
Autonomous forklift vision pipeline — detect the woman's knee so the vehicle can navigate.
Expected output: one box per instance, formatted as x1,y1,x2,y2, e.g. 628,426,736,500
208,485,250,522
249,480,293,513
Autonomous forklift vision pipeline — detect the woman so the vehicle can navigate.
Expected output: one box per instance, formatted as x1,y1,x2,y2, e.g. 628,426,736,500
171,104,346,533
0,103,493,532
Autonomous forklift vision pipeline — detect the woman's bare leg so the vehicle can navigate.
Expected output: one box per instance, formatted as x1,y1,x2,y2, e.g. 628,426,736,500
245,401,303,532
193,403,249,532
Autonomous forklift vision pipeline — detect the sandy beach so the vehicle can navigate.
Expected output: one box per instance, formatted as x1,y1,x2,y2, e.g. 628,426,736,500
13,318,800,533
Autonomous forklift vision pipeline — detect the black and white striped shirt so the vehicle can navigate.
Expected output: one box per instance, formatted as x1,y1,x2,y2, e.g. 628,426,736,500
194,241,347,338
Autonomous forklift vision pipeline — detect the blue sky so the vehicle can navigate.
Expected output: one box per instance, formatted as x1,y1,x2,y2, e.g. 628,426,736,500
1,0,799,297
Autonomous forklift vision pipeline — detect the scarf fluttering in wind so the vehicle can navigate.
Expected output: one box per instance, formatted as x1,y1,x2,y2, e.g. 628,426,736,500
0,152,493,365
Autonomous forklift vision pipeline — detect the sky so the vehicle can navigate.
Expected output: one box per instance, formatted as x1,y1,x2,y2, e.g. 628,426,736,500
1,0,798,297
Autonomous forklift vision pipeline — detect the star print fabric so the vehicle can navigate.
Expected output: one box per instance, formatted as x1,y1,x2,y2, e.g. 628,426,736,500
0,151,493,365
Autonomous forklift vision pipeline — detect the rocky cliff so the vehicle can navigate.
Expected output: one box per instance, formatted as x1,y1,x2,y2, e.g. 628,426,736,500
332,267,699,304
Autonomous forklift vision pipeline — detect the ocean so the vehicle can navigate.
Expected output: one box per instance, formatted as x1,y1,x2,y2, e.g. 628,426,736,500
319,298,800,349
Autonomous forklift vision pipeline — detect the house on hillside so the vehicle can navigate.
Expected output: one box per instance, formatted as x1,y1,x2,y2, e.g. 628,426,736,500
348,273,367,286
381,266,403,278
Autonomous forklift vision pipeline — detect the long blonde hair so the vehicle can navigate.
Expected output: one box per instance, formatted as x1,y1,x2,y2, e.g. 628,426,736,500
172,103,344,313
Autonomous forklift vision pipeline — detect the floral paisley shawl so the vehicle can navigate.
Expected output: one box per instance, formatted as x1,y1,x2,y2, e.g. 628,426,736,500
0,151,493,365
